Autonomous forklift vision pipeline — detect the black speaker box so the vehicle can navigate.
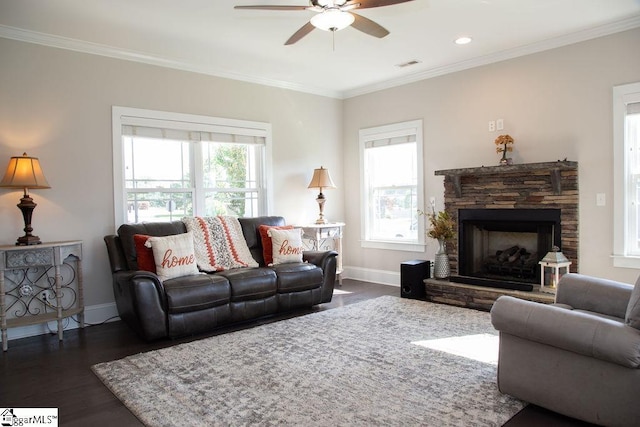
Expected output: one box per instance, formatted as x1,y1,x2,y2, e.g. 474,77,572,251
400,260,430,300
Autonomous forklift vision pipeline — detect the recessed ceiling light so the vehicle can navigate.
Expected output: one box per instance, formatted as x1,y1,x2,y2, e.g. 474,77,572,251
455,36,472,45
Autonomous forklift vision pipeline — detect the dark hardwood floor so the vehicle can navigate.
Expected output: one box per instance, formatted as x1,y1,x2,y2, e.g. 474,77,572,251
1,279,593,427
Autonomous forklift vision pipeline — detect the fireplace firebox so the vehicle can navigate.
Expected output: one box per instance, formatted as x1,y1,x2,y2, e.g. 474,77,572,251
453,209,561,291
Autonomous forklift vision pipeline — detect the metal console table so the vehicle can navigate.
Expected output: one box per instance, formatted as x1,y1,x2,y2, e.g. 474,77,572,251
0,241,84,351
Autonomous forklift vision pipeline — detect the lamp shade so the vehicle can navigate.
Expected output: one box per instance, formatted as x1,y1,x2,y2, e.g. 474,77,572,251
0,153,51,190
308,166,336,190
310,10,355,32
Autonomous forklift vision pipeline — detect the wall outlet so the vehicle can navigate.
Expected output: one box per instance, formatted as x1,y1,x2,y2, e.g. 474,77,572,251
488,121,496,132
596,193,606,206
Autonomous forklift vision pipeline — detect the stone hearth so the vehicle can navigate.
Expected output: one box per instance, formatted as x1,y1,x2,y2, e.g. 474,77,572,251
424,279,554,311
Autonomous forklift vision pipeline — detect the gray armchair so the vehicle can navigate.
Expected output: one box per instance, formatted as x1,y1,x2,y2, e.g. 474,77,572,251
491,273,640,426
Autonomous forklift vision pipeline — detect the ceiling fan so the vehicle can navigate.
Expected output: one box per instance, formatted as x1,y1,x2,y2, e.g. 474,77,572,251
234,0,415,45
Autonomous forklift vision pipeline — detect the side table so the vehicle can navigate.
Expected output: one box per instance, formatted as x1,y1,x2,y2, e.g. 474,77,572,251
0,241,84,351
296,223,345,284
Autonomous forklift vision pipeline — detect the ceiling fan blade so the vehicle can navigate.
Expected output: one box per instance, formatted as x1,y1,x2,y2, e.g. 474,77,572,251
351,13,389,38
356,0,414,9
234,5,309,11
285,21,316,45
340,3,361,12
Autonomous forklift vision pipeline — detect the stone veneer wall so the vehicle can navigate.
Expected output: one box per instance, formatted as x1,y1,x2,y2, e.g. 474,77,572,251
435,161,578,275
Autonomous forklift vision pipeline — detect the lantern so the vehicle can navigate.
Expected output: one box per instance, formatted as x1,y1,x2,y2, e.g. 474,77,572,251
539,246,572,293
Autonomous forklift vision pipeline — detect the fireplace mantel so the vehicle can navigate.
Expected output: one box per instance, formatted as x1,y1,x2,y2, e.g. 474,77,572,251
435,161,578,197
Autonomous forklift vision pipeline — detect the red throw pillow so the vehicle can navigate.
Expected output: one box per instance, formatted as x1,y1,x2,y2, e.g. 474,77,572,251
133,234,156,273
258,225,294,266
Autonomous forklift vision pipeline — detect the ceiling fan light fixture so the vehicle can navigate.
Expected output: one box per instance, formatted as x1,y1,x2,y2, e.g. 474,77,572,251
310,9,355,32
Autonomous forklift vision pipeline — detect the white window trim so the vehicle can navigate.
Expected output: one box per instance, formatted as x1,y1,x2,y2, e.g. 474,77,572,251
359,119,426,252
613,82,640,268
111,106,273,228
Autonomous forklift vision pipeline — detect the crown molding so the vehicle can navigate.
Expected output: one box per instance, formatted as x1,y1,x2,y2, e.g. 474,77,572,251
342,14,640,99
0,24,343,99
1,13,639,101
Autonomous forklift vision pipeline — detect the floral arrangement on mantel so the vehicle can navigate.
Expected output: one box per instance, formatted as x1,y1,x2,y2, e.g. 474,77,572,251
495,134,514,165
419,208,456,241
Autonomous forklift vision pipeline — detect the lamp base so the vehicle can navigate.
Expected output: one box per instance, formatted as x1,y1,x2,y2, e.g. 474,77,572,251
16,235,42,246
315,192,327,225
15,192,42,246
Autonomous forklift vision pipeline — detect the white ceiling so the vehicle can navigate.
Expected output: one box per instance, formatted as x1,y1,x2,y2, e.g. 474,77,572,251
1,0,639,99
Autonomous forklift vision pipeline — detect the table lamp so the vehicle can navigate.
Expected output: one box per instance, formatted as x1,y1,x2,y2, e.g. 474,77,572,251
307,166,336,224
0,152,51,245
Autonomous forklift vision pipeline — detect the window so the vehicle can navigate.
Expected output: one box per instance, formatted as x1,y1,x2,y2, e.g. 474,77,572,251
613,82,640,267
112,107,272,226
359,120,425,251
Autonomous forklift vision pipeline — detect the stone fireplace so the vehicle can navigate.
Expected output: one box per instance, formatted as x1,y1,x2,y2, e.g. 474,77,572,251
434,161,578,291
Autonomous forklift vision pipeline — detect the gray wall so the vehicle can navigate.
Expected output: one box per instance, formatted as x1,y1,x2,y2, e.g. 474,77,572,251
342,28,640,285
0,38,343,322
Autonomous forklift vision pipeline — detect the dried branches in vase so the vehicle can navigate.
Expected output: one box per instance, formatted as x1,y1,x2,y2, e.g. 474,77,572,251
418,208,456,279
495,134,514,165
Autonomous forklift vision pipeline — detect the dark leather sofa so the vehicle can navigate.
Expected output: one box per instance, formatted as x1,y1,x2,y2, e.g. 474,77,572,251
104,216,338,340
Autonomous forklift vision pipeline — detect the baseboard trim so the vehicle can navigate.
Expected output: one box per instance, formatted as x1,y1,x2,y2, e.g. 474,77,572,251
343,266,400,287
1,302,120,343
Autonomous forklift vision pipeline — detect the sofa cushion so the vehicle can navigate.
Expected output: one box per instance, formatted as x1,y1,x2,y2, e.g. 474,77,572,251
216,268,277,302
133,234,156,273
258,224,294,266
163,274,230,314
117,221,187,270
238,216,286,265
625,275,640,329
268,228,304,265
270,262,323,293
145,232,199,281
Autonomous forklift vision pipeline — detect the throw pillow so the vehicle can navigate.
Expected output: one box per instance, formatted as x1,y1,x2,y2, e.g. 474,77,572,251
133,234,156,273
625,275,640,329
258,224,294,266
182,216,258,272
144,232,199,282
267,228,305,265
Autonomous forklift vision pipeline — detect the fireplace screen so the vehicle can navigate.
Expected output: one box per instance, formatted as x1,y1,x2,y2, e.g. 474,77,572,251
457,209,561,287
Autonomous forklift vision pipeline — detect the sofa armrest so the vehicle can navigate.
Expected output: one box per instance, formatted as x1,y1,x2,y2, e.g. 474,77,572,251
556,273,633,319
104,235,128,273
491,296,640,368
303,250,338,269
111,271,168,340
303,250,338,303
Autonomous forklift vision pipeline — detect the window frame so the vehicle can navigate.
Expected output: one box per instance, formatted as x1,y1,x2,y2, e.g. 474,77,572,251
359,119,425,252
613,82,640,268
112,106,273,227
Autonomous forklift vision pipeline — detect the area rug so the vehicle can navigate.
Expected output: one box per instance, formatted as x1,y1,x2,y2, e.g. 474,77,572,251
92,296,525,426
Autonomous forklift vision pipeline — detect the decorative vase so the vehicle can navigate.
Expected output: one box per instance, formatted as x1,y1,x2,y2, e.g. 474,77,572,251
499,148,512,165
434,238,451,279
